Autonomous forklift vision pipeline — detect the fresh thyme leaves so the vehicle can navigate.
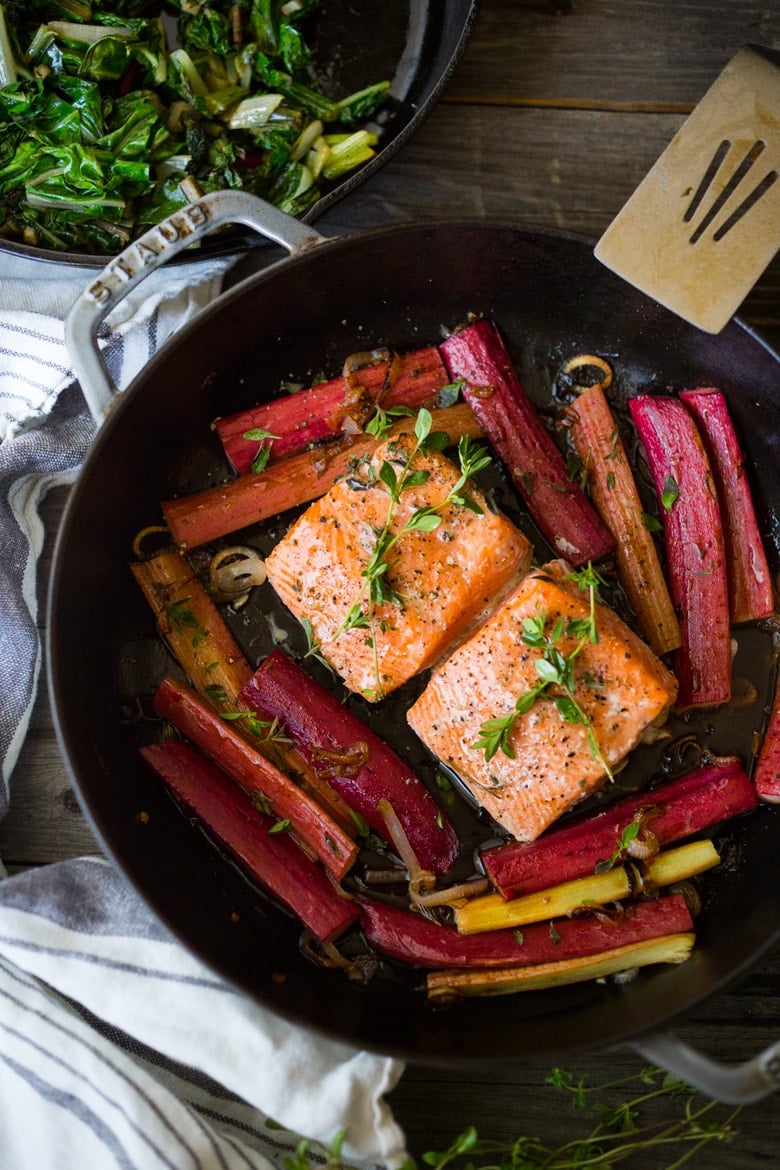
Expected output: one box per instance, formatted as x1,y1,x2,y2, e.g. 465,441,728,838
473,563,614,779
418,1069,741,1170
594,821,641,873
661,473,680,512
301,617,333,671
566,450,589,490
563,561,609,615
220,709,291,750
165,597,209,647
243,427,280,474
348,808,371,837
328,408,491,695
364,404,415,441
275,1065,742,1170
220,707,291,771
364,376,467,444
281,1126,348,1170
435,378,466,409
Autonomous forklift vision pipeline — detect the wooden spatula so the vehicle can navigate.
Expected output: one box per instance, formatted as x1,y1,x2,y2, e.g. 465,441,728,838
595,45,780,334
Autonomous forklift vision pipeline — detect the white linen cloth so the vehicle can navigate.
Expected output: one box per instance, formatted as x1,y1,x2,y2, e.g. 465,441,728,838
0,256,408,1170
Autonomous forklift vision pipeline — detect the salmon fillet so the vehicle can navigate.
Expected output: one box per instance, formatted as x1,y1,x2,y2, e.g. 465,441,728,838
407,559,678,842
265,427,532,700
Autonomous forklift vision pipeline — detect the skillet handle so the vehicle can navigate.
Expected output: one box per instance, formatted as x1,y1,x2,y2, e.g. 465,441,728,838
64,190,326,425
633,1032,780,1103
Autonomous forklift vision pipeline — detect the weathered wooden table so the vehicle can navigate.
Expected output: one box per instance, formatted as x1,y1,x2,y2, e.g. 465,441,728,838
3,1,779,1165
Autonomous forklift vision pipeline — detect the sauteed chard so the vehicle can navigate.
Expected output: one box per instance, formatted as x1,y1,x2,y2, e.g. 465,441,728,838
0,0,389,252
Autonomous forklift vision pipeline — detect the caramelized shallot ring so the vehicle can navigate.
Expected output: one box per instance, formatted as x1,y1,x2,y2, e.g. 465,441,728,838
562,353,614,392
131,525,171,560
208,545,266,605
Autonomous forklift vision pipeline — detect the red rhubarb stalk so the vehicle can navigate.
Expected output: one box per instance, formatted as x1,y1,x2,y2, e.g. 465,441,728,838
152,675,358,880
679,387,774,624
566,383,681,656
629,394,731,709
357,893,693,968
755,680,780,804
141,741,358,941
440,319,614,567
215,346,450,473
163,402,483,550
483,759,756,898
240,650,460,875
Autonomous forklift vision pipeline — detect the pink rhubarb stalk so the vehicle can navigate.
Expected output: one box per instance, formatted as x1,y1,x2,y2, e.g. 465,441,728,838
755,681,780,803
566,383,681,656
240,649,460,874
215,346,450,473
357,893,693,968
152,675,358,880
629,394,731,709
483,759,756,898
141,740,358,941
679,387,774,624
440,319,615,566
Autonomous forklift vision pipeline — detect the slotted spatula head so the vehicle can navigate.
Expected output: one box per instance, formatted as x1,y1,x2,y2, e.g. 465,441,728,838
595,45,780,333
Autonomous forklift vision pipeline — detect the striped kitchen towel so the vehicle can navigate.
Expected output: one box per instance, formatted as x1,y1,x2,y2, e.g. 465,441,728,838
0,258,232,793
0,260,408,1170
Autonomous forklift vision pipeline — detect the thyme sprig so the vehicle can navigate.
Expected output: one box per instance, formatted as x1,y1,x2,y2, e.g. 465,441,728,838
473,564,614,779
165,597,209,648
330,407,491,697
418,1067,741,1170
301,616,333,672
364,403,415,442
242,426,280,474
594,820,641,874
274,1065,741,1170
363,378,466,443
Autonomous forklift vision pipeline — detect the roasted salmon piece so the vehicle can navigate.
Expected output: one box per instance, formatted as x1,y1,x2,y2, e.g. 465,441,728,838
265,426,532,700
407,559,678,842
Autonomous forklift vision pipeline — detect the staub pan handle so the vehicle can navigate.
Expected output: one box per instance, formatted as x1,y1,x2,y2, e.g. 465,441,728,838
633,1031,780,1104
65,190,327,425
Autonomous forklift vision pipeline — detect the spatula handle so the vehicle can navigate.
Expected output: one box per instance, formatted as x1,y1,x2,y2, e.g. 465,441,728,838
633,1031,780,1103
65,190,326,425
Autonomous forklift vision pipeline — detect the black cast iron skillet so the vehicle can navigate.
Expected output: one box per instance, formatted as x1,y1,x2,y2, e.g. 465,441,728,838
53,192,780,1100
1,0,477,270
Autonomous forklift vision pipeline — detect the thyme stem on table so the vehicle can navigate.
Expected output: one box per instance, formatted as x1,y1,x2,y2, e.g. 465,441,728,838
273,1065,742,1170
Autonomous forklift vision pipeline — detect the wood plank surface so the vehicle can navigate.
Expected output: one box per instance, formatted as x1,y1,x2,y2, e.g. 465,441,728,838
2,0,780,1165
445,0,780,107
